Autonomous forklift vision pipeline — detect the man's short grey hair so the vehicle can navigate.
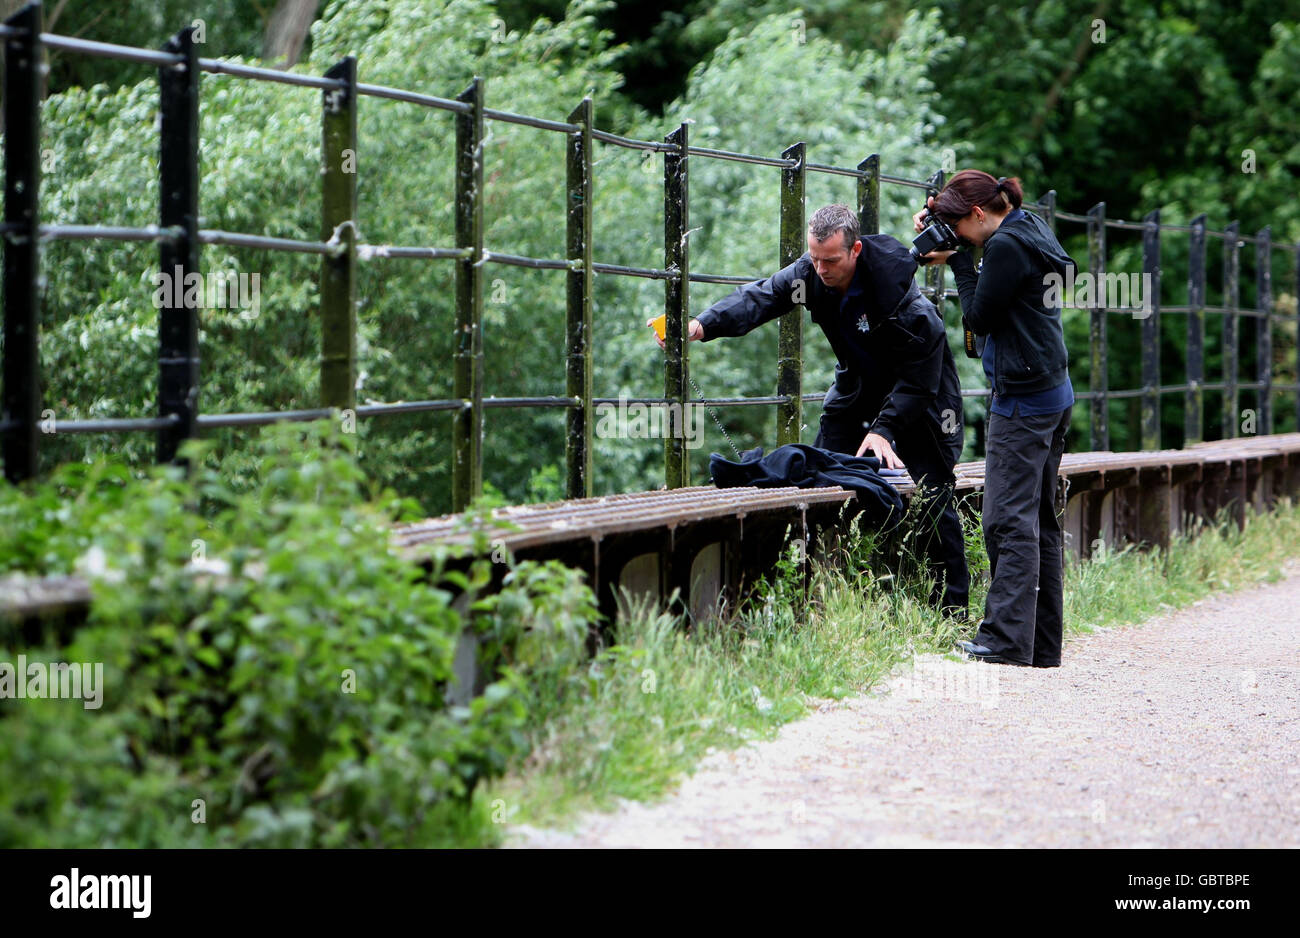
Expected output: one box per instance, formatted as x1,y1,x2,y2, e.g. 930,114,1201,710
808,203,860,252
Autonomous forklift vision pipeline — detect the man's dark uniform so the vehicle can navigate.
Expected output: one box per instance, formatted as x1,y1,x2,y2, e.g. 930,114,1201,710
695,234,970,614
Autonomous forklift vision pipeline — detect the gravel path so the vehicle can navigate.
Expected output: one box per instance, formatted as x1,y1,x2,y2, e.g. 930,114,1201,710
510,560,1300,848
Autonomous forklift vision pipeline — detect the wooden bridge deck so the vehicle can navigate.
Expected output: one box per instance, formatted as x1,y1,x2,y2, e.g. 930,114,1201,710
7,434,1300,627
395,433,1300,554
389,432,1300,627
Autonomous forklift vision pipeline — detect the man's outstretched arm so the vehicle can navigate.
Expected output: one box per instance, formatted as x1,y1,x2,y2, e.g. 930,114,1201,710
647,257,806,347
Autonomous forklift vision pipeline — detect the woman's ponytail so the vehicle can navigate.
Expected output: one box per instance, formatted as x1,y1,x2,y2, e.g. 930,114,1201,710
935,169,1023,218
995,176,1023,210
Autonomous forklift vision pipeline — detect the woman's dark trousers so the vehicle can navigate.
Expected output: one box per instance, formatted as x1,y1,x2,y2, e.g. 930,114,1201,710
976,406,1072,666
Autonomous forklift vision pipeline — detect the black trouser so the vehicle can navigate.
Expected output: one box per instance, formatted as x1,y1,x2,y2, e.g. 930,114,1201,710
814,406,970,615
975,406,1072,666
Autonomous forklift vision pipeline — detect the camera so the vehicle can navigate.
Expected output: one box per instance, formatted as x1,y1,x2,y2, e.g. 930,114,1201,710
911,180,981,358
910,207,959,264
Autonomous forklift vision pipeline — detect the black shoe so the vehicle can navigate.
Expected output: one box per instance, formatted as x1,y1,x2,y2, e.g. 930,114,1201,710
1031,660,1061,668
956,640,1028,666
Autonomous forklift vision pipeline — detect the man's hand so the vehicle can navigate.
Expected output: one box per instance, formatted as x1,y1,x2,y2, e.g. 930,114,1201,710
856,431,905,469
648,316,704,350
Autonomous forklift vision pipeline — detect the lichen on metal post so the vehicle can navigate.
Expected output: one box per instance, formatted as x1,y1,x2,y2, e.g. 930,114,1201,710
663,123,689,489
565,97,593,499
320,57,358,415
453,77,485,511
776,141,804,447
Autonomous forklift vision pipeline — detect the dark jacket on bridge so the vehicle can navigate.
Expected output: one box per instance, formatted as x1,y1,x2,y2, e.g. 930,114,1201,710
710,443,904,530
694,234,963,465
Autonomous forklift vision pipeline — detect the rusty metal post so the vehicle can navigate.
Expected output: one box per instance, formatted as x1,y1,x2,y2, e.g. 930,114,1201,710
320,56,358,413
857,154,879,235
924,170,946,319
1041,189,1057,234
1140,209,1161,451
663,123,690,489
776,142,804,446
565,98,594,499
1223,222,1240,438
157,25,201,466
2,2,42,482
1185,214,1206,445
452,77,485,510
1087,203,1108,451
1256,227,1272,435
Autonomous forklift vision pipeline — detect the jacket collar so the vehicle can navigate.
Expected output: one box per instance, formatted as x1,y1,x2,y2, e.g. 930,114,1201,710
816,235,919,326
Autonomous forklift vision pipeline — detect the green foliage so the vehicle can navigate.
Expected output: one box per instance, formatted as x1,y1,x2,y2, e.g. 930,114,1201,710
0,459,141,577
34,0,636,512
30,0,961,507
44,1,269,95
0,420,599,847
924,0,1300,243
21,0,1300,499
591,0,916,113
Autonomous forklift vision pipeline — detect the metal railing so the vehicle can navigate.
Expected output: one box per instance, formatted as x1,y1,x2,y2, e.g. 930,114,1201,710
3,2,1298,507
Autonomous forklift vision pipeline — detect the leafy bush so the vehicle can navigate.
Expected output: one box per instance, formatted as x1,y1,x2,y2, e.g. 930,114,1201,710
0,420,596,846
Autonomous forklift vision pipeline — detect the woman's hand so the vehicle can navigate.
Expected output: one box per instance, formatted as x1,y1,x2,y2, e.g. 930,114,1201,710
912,196,937,234
921,249,956,266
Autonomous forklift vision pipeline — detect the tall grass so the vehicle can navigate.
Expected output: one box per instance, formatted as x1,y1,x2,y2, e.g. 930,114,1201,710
480,499,1300,841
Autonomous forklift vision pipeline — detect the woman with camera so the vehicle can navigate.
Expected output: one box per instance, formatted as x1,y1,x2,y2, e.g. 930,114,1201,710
914,170,1075,667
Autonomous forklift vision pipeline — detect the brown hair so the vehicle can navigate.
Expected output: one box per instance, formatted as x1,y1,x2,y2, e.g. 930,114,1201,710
932,169,1023,222
808,203,860,252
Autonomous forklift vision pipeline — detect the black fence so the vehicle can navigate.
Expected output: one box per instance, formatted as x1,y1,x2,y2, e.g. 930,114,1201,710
3,1,1298,509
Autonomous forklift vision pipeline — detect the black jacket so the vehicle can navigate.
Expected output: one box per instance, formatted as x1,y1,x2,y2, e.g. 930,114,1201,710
947,210,1075,397
694,235,963,460
710,443,904,530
